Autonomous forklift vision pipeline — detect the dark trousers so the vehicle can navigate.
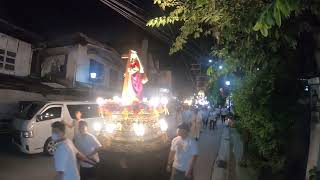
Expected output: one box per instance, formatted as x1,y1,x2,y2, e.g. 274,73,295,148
209,119,215,130
171,168,192,180
80,167,95,180
221,115,227,123
202,117,208,128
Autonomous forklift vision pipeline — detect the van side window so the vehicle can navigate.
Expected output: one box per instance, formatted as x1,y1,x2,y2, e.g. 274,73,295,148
67,104,99,119
40,107,62,121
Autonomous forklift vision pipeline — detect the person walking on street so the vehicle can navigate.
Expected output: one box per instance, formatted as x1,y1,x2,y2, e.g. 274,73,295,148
221,107,228,125
191,109,202,141
201,108,208,129
74,121,102,180
51,121,96,180
209,110,216,130
167,123,198,180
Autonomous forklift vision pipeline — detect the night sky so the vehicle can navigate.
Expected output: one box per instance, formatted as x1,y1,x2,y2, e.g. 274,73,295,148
0,0,205,97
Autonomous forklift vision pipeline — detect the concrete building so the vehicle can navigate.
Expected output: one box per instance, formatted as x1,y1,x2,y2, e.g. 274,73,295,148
0,32,125,130
39,33,124,95
0,32,33,77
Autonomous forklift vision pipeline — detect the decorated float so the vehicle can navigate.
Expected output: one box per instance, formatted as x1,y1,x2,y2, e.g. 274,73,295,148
93,50,170,154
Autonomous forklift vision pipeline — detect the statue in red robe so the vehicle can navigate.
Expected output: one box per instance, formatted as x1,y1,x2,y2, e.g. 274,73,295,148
122,50,148,104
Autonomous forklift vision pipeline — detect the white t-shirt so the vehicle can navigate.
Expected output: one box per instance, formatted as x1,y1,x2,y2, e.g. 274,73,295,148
74,133,102,168
171,136,198,172
54,139,80,180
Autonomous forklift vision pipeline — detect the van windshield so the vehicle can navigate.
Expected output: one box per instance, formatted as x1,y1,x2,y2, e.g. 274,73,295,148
16,102,45,120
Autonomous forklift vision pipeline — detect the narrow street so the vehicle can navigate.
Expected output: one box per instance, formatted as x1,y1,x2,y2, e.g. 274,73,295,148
0,121,225,180
194,122,223,180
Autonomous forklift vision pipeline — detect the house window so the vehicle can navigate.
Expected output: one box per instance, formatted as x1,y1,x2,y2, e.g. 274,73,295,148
89,59,104,83
4,64,14,71
0,48,16,71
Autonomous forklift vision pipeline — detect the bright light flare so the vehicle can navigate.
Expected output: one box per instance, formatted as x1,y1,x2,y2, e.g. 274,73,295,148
133,123,145,136
149,97,160,107
160,97,168,105
159,119,168,132
90,72,97,79
183,99,192,106
142,97,148,103
93,122,102,131
113,96,121,103
225,81,231,86
96,97,105,105
105,123,117,133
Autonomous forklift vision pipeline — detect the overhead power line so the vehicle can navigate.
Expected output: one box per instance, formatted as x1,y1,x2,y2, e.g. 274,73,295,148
99,0,200,83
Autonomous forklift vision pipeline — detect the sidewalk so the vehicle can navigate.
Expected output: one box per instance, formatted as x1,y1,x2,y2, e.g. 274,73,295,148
211,126,230,180
229,128,258,180
193,121,224,180
208,125,258,180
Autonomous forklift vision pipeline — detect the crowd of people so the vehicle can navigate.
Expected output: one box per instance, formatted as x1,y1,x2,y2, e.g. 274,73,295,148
49,106,232,180
174,105,232,140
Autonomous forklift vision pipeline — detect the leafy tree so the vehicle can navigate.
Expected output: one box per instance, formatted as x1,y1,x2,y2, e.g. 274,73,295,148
148,0,319,177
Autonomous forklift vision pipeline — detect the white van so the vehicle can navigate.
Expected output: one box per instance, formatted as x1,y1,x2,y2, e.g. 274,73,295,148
12,101,103,155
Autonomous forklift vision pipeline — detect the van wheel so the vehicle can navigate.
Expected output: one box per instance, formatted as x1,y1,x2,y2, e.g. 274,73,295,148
44,138,56,156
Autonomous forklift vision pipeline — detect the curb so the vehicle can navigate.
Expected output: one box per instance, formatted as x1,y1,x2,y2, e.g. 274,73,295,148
211,127,231,180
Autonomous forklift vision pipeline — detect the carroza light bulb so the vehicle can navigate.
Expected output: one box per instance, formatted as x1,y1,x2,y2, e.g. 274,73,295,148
133,123,145,136
113,96,121,103
159,119,168,132
105,123,116,133
96,97,105,105
149,97,160,107
160,97,168,105
93,122,102,131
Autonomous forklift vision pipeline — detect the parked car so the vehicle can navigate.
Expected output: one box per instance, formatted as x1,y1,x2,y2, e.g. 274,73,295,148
12,101,103,155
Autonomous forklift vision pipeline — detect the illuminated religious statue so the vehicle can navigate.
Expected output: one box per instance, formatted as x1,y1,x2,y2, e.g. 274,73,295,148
122,50,148,104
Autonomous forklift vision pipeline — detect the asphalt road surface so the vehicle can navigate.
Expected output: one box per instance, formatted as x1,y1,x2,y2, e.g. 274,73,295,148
0,118,223,180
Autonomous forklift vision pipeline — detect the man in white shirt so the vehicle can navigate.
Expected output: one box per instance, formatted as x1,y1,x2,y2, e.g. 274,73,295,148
167,123,198,180
51,121,96,180
75,121,102,180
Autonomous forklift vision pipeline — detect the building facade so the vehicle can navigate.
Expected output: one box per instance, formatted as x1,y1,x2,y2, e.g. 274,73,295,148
0,32,32,77
39,33,124,96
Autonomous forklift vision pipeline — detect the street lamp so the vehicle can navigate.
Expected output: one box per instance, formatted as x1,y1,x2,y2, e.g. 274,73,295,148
90,72,97,99
90,72,97,79
219,65,223,70
208,59,213,63
225,80,231,113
